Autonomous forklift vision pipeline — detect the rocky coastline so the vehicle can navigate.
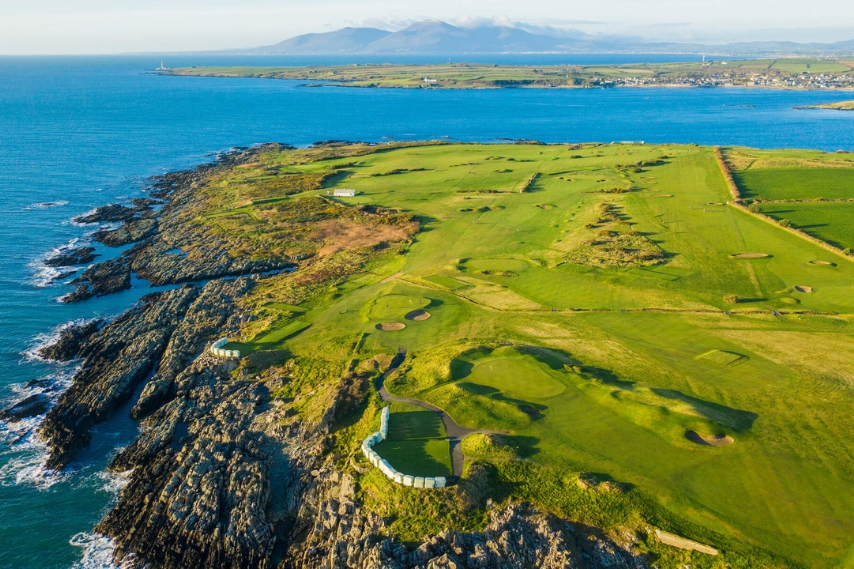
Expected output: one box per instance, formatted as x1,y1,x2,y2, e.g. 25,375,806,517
6,144,651,569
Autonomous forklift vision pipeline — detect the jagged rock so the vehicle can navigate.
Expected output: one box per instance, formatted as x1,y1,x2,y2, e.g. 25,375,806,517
0,393,50,422
74,204,140,224
44,246,99,267
37,319,102,361
284,479,647,569
132,277,253,419
40,286,198,469
63,257,132,303
99,356,316,569
93,218,158,247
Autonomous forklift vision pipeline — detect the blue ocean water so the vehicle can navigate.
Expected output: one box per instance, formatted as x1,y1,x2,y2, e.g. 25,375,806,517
0,55,852,569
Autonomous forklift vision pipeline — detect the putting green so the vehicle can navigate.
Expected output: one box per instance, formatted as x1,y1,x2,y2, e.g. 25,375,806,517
367,294,430,321
466,351,567,399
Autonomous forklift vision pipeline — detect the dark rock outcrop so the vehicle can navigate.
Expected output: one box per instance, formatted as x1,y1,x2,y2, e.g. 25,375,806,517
40,286,198,469
37,319,102,361
0,393,51,423
93,218,158,247
132,277,252,418
74,204,140,224
63,257,132,303
44,246,99,267
100,356,319,569
285,473,648,569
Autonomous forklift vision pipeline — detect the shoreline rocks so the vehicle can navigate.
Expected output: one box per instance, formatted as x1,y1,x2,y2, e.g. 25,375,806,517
44,246,99,267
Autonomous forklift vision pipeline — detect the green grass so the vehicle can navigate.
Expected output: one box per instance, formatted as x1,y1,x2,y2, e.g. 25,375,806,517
759,201,854,249
205,141,854,568
365,294,430,321
734,167,854,200
372,402,452,477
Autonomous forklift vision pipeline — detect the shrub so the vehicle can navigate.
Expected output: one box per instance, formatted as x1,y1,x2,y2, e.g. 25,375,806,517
844,248,853,256
779,219,792,228
748,204,760,213
724,294,740,304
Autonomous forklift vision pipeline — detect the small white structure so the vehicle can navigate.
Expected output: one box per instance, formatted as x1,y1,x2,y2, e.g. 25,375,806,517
423,77,438,83
332,188,357,197
209,338,240,359
361,406,447,489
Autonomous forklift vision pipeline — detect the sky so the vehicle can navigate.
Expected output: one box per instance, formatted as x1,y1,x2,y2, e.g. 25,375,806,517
1,0,853,54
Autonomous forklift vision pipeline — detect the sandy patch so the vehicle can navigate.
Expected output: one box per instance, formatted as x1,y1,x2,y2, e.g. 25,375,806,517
404,310,431,321
376,322,406,331
655,529,719,556
685,430,734,446
730,253,770,259
311,219,416,256
809,260,835,266
794,285,813,293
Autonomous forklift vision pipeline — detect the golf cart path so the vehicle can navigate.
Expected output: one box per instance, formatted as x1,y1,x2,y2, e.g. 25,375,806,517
377,352,498,478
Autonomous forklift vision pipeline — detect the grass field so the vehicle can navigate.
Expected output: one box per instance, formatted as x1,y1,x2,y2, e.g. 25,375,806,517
759,201,854,249
197,141,854,568
734,167,854,200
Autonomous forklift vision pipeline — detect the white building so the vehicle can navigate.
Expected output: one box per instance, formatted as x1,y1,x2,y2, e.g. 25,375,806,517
333,188,357,197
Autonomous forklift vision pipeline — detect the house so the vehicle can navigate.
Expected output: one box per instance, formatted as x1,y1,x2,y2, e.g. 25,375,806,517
332,188,357,197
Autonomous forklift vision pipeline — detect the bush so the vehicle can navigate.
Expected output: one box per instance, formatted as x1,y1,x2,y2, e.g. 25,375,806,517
724,294,740,304
844,248,853,256
748,204,760,213
779,219,792,228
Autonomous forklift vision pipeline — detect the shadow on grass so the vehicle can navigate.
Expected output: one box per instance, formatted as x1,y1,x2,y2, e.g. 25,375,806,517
457,382,548,420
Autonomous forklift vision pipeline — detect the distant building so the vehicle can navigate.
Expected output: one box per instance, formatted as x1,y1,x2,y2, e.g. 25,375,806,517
333,188,357,197
422,77,438,83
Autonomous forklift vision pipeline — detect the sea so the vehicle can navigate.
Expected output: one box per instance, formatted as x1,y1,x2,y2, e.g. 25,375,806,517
0,53,852,569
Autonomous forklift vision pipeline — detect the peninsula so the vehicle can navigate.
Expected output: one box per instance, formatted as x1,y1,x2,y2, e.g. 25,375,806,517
12,140,854,569
160,58,854,89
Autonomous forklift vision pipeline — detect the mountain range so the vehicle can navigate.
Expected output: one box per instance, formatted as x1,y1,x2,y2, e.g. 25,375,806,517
236,20,854,56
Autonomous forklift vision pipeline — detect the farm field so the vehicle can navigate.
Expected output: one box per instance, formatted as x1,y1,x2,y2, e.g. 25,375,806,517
198,141,854,568
759,201,854,249
733,167,854,200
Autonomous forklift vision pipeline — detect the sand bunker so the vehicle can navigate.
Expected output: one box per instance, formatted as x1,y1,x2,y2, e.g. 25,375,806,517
730,253,770,259
404,310,431,321
686,430,734,446
809,260,835,266
795,285,813,293
376,322,406,331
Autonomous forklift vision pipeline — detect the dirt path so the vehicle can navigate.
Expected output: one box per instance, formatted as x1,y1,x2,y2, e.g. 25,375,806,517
376,352,493,479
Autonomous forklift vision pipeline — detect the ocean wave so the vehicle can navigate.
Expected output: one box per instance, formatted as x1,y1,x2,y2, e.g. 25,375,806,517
25,200,69,210
0,364,79,488
28,237,92,288
24,318,101,363
69,533,136,569
0,448,72,489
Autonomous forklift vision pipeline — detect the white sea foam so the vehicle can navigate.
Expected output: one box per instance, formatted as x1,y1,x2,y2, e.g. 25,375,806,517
28,236,94,288
94,468,133,496
69,533,136,569
25,200,69,210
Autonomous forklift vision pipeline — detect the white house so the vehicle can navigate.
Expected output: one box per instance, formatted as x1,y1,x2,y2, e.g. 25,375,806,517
333,188,357,197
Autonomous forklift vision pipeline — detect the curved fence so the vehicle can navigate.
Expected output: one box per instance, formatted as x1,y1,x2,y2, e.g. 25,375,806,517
209,338,240,359
361,406,447,489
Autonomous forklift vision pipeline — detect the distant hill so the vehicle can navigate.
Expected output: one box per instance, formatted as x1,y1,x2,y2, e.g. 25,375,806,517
235,20,854,56
260,27,392,55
